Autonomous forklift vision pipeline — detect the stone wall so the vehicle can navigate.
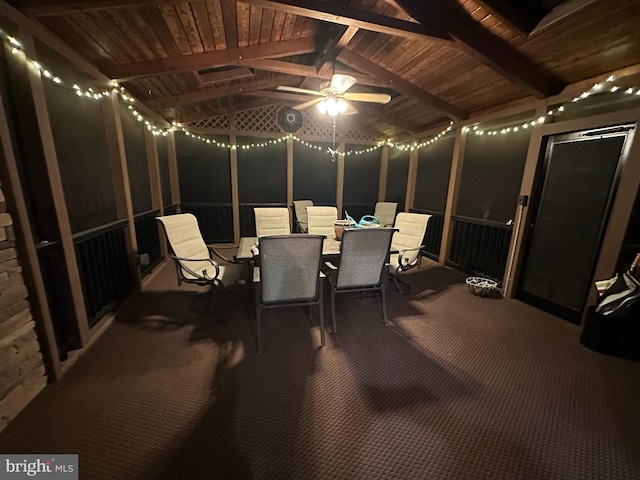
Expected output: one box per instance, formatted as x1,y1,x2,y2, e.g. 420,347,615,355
0,185,46,432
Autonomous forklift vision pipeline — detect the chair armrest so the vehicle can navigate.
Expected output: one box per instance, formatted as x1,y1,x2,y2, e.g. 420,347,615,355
398,245,425,268
170,254,221,280
207,245,238,264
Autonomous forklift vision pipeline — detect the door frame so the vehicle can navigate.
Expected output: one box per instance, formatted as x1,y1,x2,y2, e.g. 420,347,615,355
516,124,636,322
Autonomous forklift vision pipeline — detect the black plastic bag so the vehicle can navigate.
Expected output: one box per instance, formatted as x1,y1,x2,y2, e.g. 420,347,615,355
596,270,640,318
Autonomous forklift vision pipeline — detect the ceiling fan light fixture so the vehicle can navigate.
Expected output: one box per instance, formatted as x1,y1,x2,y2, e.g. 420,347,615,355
317,96,349,116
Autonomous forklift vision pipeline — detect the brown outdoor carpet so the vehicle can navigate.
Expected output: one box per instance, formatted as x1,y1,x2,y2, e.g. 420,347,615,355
1,261,639,479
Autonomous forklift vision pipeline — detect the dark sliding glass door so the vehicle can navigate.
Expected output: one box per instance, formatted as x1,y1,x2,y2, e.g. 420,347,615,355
517,125,635,323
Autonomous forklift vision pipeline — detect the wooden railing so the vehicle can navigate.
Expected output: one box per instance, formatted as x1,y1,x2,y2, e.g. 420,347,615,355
36,241,81,360
447,216,512,282
134,210,161,278
73,220,133,327
409,208,444,261
180,203,234,243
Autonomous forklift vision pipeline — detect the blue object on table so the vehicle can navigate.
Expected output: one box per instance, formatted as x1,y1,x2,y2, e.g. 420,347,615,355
345,212,380,228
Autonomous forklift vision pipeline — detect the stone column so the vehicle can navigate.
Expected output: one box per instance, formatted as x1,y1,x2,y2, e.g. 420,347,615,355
0,184,46,432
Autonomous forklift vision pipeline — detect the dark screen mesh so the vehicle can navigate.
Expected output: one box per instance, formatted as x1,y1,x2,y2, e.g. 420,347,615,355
238,136,286,204
415,136,454,212
386,149,409,210
293,141,336,204
120,106,151,214
457,128,530,222
37,41,117,233
176,134,231,204
156,135,172,207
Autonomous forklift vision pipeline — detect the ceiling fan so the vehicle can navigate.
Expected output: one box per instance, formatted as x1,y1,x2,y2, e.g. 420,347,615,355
276,74,391,116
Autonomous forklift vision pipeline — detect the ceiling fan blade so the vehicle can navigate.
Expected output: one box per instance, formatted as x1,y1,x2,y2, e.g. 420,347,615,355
330,74,357,94
294,97,324,110
342,92,391,104
276,85,325,96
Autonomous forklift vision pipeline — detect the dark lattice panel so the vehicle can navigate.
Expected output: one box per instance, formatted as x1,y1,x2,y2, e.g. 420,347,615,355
188,115,230,130
185,104,383,142
235,105,281,134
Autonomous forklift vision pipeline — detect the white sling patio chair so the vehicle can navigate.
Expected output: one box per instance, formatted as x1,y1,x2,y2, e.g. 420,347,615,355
389,212,431,293
374,202,398,227
157,213,242,312
254,207,291,237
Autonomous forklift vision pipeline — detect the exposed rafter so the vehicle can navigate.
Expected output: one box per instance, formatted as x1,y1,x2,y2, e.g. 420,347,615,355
102,37,317,81
146,75,301,110
337,49,466,121
238,0,453,44
196,67,254,86
470,0,534,36
238,59,384,88
394,0,565,98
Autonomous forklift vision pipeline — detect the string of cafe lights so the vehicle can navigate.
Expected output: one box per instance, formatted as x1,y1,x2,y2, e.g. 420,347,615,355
463,76,640,136
1,30,461,155
12,28,602,154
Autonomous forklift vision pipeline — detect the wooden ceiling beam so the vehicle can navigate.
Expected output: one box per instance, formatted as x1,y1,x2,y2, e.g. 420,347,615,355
313,25,359,73
239,0,453,44
11,0,186,16
102,37,317,81
15,0,445,47
470,0,533,36
146,75,301,109
196,67,254,86
394,0,564,98
238,59,384,88
243,90,313,104
337,49,467,121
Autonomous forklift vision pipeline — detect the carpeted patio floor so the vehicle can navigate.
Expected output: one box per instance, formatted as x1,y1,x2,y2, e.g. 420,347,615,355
1,260,639,479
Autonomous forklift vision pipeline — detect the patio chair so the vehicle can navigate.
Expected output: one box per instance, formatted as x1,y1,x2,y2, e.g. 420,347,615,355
254,207,291,237
389,212,431,293
374,202,398,227
306,206,338,237
157,213,242,312
292,200,313,232
324,228,397,332
253,234,326,354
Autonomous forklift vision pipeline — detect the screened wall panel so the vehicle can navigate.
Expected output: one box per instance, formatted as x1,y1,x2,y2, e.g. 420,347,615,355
176,134,231,203
385,148,409,210
414,136,454,213
156,135,172,207
176,134,232,242
458,129,530,222
120,106,151,214
37,41,116,233
344,145,381,220
293,141,336,205
237,136,287,204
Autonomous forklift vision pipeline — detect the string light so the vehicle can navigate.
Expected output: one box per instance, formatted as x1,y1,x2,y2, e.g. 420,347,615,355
8,30,636,154
465,76,640,136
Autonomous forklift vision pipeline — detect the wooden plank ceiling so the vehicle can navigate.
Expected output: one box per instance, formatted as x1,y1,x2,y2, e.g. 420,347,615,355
7,0,640,139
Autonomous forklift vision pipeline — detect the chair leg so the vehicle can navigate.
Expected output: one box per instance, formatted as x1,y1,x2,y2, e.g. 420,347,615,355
331,289,337,334
381,284,389,326
391,273,412,294
255,286,262,354
319,285,325,347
